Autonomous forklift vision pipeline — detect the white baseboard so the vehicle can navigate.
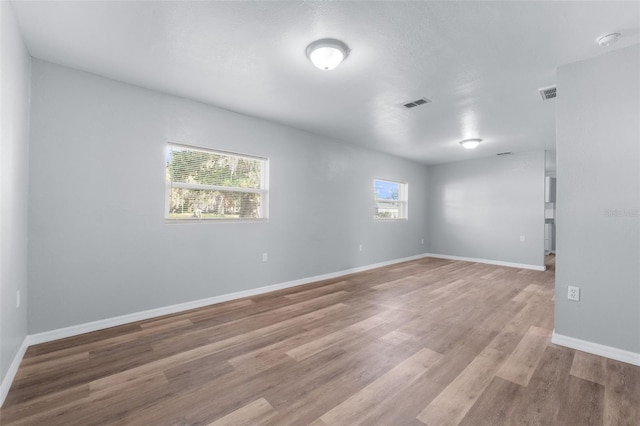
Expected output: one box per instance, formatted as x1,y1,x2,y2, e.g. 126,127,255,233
0,251,543,408
0,337,29,407
426,253,546,271
27,253,430,346
1,253,428,408
552,331,640,366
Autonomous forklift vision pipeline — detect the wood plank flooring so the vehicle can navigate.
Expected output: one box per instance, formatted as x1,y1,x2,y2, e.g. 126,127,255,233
2,255,639,425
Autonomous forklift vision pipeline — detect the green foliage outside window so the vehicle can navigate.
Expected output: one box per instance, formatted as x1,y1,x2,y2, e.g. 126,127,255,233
166,146,266,220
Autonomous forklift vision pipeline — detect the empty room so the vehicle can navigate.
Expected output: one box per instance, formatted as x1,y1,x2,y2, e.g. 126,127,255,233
1,1,639,425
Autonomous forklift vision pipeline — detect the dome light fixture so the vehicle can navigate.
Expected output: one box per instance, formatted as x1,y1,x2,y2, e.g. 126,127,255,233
596,33,621,47
460,138,482,149
306,38,350,71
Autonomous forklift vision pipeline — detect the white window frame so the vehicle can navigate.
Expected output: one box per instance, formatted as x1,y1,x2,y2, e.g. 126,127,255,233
165,143,269,221
374,178,408,220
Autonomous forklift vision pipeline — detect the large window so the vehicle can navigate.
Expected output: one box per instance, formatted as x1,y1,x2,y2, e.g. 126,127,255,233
166,144,268,221
374,179,408,220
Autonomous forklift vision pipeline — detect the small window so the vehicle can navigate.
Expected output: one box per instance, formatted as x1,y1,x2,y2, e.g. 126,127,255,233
374,179,408,220
166,144,268,221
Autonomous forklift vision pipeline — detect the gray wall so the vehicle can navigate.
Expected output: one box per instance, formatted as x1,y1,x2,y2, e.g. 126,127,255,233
427,151,545,268
555,45,639,353
545,150,556,177
27,60,428,333
0,1,31,385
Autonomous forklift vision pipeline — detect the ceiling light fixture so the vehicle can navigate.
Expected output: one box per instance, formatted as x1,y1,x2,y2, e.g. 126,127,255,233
460,138,482,149
596,33,621,47
306,39,350,71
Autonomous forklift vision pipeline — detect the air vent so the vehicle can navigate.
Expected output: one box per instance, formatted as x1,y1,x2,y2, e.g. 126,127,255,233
538,85,556,100
496,152,513,156
402,97,432,109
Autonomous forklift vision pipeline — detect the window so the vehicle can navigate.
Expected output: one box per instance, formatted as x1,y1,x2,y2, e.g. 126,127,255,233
374,179,407,220
166,144,268,220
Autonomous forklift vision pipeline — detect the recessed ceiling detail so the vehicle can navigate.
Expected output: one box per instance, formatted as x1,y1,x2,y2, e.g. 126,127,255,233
402,97,432,109
538,85,557,100
496,152,513,156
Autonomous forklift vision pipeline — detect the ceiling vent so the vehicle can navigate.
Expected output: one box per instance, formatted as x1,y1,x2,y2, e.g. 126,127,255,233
402,97,432,109
538,85,556,100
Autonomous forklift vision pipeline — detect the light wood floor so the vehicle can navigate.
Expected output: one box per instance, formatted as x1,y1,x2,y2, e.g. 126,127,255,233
2,256,639,425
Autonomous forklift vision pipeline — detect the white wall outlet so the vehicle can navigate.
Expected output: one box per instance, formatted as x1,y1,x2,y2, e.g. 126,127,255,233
421,238,424,245
568,286,580,301
359,244,363,252
17,290,20,308
520,235,526,242
262,253,268,262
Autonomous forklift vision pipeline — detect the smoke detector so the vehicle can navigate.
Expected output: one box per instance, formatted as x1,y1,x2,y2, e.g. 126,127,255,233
596,33,621,47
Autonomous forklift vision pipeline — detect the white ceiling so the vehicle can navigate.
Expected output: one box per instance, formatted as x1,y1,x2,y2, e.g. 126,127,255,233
11,1,640,165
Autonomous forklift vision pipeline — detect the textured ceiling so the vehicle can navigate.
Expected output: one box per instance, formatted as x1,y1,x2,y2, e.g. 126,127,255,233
11,1,640,165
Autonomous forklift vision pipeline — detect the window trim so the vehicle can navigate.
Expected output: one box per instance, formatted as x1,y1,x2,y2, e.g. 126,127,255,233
165,142,269,222
373,178,408,220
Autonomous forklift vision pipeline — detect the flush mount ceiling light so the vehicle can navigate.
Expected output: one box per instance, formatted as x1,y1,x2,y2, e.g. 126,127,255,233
306,39,350,71
596,33,621,47
460,138,482,149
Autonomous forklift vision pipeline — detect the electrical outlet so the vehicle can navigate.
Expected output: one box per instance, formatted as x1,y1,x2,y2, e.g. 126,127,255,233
262,253,268,262
568,286,580,301
16,290,20,308
359,244,363,252
520,235,526,242
421,238,424,245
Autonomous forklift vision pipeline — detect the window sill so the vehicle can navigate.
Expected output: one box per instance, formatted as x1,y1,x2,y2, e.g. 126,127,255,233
165,218,269,224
